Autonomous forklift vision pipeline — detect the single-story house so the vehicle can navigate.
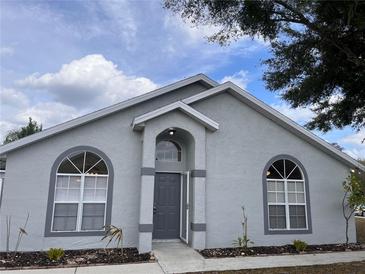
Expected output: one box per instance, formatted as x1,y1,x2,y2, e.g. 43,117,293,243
0,74,364,253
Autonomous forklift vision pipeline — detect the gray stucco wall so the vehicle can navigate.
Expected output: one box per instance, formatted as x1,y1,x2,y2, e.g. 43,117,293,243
0,84,356,251
191,93,355,248
0,82,208,251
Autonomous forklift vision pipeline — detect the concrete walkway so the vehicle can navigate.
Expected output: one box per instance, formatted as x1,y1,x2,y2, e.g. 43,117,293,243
153,242,365,274
2,242,365,274
0,263,163,274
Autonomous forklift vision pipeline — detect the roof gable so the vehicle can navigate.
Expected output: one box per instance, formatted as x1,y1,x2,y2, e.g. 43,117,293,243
1,73,364,172
0,74,217,155
183,82,365,171
132,101,219,131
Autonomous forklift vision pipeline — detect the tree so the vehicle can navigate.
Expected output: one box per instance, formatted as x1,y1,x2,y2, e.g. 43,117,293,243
3,117,42,144
164,0,365,132
342,169,365,244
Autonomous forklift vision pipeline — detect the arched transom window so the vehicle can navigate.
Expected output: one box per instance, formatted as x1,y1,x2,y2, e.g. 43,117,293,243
52,151,109,232
265,158,309,231
156,140,182,162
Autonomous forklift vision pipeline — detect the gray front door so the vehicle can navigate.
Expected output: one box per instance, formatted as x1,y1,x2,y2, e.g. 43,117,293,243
153,173,181,239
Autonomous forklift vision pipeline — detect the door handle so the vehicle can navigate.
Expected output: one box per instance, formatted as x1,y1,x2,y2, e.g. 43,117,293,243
153,206,157,214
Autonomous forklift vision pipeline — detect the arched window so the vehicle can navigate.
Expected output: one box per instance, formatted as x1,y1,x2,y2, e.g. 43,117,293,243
156,140,181,162
263,156,311,233
51,150,109,232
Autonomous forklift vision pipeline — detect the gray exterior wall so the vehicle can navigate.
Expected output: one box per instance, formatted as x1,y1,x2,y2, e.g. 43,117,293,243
0,84,356,251
0,82,208,251
191,93,355,247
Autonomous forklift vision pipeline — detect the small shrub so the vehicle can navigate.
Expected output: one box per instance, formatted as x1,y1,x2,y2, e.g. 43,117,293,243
293,240,307,252
232,206,254,249
101,225,123,253
233,235,253,248
47,248,65,261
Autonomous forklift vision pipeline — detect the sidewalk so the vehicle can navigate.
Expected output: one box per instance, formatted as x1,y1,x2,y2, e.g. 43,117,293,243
0,263,164,274
1,243,365,274
153,242,365,273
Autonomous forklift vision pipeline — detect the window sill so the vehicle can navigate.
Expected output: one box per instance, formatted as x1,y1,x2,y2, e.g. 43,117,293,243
45,230,105,237
265,228,312,235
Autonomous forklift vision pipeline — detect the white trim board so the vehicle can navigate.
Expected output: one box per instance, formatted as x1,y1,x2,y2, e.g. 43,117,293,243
132,101,219,131
0,73,363,172
183,82,365,172
0,74,217,155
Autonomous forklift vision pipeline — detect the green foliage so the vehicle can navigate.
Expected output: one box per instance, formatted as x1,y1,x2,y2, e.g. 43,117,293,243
101,225,123,252
293,239,307,252
342,169,365,244
343,170,365,210
233,206,254,248
3,117,42,144
164,0,365,132
47,248,65,261
233,235,253,249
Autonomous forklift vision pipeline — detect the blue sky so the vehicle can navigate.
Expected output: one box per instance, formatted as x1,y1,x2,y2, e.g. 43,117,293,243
0,0,364,159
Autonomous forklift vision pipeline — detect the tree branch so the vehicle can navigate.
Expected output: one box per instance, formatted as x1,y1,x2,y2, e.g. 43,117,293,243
274,0,365,67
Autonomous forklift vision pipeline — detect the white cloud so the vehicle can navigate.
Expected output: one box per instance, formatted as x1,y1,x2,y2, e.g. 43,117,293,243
15,102,79,128
1,55,159,141
339,129,365,159
340,129,365,146
0,46,14,56
164,15,219,44
0,88,29,108
271,102,315,125
221,70,250,89
343,147,365,160
97,0,138,50
0,120,19,140
17,54,158,108
160,12,268,76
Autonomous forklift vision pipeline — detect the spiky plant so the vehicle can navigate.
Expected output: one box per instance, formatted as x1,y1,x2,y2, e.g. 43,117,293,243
101,225,123,254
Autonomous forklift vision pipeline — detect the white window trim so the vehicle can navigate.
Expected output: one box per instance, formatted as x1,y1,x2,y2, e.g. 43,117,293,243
51,153,109,233
0,170,5,206
267,173,308,231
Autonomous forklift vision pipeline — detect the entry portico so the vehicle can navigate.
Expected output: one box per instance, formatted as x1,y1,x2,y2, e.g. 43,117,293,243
134,105,219,253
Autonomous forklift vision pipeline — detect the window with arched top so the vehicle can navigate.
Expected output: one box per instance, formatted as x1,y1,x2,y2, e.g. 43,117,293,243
51,150,110,233
263,156,311,234
156,140,182,162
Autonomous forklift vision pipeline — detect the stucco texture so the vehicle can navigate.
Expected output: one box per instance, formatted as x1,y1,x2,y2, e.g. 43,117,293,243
0,82,208,251
0,84,355,251
191,92,355,248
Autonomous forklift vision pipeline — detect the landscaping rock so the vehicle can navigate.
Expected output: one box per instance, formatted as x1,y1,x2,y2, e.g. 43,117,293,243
0,248,151,269
199,243,364,258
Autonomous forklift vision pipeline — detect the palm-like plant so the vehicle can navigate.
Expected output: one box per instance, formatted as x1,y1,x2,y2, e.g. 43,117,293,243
101,225,123,254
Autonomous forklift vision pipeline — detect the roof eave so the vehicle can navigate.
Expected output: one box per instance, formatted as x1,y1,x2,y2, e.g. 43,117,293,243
184,82,365,172
132,101,219,131
0,74,217,155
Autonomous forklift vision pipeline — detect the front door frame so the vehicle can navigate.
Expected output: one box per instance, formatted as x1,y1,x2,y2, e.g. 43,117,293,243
153,172,182,240
180,171,190,243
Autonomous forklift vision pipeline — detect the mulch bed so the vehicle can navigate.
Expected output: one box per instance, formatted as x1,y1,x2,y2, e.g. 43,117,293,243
0,248,152,269
199,243,364,258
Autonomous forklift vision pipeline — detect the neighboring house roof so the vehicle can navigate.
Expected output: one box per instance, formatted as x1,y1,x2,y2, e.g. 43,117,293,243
132,101,219,131
0,74,217,155
0,73,364,172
